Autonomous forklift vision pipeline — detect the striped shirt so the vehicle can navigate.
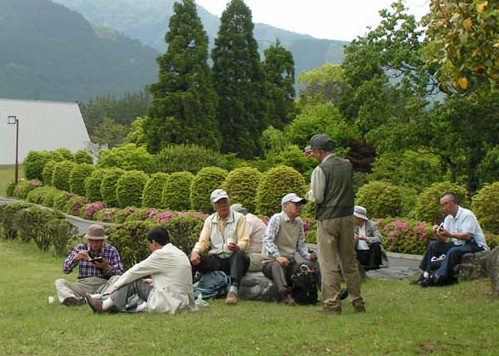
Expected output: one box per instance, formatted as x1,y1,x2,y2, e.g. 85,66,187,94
63,243,124,279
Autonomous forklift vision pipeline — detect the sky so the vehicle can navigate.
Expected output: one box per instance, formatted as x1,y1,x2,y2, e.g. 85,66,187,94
195,0,430,41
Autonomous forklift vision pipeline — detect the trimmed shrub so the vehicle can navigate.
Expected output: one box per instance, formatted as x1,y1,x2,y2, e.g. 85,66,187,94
162,172,194,212
74,150,93,164
84,168,107,202
66,195,89,216
472,182,499,235
52,191,75,212
142,172,169,208
222,167,262,213
100,168,125,207
116,170,149,208
98,143,153,172
13,180,42,199
377,218,433,255
0,202,32,240
46,151,65,162
23,151,51,181
81,202,106,220
256,165,307,217
165,214,204,255
47,219,78,256
106,221,152,269
355,181,404,219
54,148,74,161
5,181,16,197
486,235,499,250
93,208,118,223
125,208,158,222
69,164,95,196
415,181,469,224
153,144,223,174
190,167,228,214
41,188,61,208
26,186,59,205
52,161,76,191
42,160,57,185
14,206,63,249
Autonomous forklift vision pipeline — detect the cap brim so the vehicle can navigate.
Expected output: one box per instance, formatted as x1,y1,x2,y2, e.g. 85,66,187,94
212,196,229,203
84,235,108,240
291,198,307,204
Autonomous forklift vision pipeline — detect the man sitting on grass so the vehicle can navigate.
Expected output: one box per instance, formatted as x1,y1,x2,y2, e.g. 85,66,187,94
55,224,123,306
412,192,489,287
86,227,195,314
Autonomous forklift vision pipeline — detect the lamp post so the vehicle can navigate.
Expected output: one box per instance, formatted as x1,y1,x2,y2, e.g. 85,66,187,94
7,116,19,186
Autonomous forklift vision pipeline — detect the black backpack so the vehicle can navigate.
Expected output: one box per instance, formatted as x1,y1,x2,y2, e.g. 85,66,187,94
291,264,319,305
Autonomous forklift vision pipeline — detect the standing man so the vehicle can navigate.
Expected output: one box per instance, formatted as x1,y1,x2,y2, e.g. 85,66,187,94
55,224,123,306
308,134,365,314
190,189,250,305
86,227,195,314
261,193,317,304
414,192,489,287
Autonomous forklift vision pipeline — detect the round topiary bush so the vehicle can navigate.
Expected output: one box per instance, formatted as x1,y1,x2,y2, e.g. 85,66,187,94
54,148,74,161
256,165,307,217
153,144,223,174
52,191,75,212
355,181,404,219
42,160,57,185
190,167,228,214
5,181,16,197
471,182,499,235
23,151,51,181
414,181,469,223
116,170,149,208
222,167,262,213
69,164,95,196
74,150,93,164
142,172,169,208
52,161,76,191
26,186,59,205
13,180,43,199
162,171,194,212
100,168,125,207
84,168,107,202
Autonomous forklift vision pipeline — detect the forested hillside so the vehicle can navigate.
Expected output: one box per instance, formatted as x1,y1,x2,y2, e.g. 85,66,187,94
0,0,159,102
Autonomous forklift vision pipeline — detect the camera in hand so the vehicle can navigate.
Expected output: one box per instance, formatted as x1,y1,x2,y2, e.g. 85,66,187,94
88,251,104,264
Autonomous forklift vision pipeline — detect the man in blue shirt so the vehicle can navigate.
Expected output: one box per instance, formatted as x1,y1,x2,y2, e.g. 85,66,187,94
414,192,489,287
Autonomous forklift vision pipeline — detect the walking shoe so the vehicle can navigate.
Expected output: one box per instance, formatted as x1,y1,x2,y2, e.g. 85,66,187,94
339,288,349,301
352,300,366,313
317,306,341,315
62,296,85,306
410,275,426,285
283,293,296,306
225,291,238,305
85,294,104,313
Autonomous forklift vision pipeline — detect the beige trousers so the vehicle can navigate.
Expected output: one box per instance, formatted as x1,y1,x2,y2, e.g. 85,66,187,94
54,275,120,304
317,216,364,308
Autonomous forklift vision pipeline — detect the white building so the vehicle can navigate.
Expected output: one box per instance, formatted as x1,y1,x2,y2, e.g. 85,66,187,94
0,98,90,164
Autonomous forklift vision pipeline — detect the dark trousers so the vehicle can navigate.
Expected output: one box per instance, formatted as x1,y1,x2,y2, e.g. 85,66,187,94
262,259,314,296
111,279,152,311
419,240,483,279
356,242,383,271
193,251,250,286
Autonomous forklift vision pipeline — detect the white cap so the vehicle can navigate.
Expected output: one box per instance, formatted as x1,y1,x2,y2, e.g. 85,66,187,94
281,193,307,206
210,189,229,204
353,205,368,221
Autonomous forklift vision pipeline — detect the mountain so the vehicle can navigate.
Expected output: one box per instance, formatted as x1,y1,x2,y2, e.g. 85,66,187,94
50,0,348,78
0,0,159,102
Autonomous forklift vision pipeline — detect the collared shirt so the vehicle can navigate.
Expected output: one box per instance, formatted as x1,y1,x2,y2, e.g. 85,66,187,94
443,206,488,250
262,211,310,260
308,153,335,203
193,212,250,254
63,243,124,279
357,223,369,250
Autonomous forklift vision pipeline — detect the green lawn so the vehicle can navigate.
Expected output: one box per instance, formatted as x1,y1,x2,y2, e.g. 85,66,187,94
0,239,498,356
0,165,24,197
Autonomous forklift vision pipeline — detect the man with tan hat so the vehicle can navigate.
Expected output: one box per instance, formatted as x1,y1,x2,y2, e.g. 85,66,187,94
353,205,388,271
190,189,250,305
54,224,123,306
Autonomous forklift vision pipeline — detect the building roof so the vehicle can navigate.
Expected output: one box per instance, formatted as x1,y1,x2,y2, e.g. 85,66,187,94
0,98,90,164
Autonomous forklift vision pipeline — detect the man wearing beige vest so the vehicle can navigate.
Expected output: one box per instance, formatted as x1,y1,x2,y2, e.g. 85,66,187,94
190,189,251,305
262,193,317,304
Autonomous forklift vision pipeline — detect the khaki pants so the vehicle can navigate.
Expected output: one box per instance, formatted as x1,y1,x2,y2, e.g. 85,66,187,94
317,216,364,308
54,276,120,304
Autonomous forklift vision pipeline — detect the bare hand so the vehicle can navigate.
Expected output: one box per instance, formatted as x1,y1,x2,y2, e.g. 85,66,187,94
276,256,290,267
355,233,366,241
144,279,154,286
74,250,90,261
190,251,201,266
93,260,111,271
228,243,239,252
304,148,313,158
309,253,317,262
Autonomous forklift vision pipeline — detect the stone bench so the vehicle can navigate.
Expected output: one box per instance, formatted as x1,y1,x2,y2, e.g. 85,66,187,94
457,246,499,298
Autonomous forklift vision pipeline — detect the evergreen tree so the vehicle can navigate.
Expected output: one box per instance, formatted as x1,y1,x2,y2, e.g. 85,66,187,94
263,39,296,130
211,0,268,158
146,0,219,153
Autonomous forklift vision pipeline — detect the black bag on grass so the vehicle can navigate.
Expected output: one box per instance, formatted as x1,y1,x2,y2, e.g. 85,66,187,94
291,264,318,305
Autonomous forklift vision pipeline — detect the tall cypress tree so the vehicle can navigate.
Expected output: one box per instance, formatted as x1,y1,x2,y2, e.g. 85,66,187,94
211,0,268,158
263,39,296,130
146,0,219,153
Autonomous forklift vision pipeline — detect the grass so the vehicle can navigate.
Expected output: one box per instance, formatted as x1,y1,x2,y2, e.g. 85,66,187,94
0,164,24,197
0,239,498,356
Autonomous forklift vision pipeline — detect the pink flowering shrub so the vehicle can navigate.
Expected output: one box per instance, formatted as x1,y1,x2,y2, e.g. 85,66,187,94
93,208,118,223
82,202,106,220
376,218,433,255
114,207,139,223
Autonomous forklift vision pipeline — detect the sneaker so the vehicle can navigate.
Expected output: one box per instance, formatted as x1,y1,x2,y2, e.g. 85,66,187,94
85,294,104,313
317,306,341,315
225,291,238,305
62,296,85,306
339,288,349,301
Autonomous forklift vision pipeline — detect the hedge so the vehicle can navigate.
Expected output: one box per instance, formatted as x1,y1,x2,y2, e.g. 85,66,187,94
42,160,57,185
153,144,223,174
222,167,262,213
23,151,51,181
116,170,149,208
74,150,93,164
52,161,76,192
69,164,95,196
190,167,228,214
472,182,499,235
162,171,194,212
13,180,42,199
414,181,468,223
142,172,169,208
355,181,404,219
85,168,107,202
100,168,125,207
256,165,307,217
0,202,33,240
